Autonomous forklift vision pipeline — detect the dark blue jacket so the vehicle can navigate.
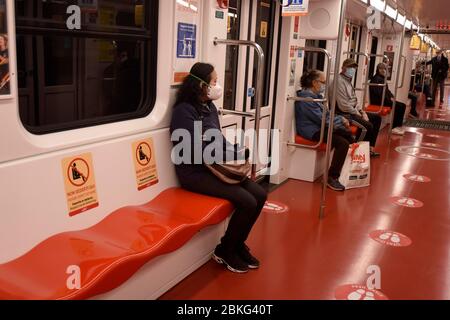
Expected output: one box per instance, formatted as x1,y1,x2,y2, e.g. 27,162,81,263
427,56,449,81
295,89,346,140
170,101,243,181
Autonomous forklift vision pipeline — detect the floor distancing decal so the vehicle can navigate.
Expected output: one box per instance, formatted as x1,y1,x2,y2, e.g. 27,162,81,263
369,230,413,247
390,196,424,208
335,285,389,300
403,174,431,183
262,201,289,214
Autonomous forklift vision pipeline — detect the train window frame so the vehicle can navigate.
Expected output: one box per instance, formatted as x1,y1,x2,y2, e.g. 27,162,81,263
0,1,13,100
15,0,158,135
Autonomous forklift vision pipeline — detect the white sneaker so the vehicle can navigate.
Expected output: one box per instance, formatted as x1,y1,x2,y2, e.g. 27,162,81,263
392,127,405,136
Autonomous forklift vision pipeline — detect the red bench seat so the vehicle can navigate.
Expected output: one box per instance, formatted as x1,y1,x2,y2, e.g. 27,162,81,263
0,188,233,300
294,125,359,151
365,105,392,116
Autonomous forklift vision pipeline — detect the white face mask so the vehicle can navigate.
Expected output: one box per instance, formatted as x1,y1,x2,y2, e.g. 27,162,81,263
345,68,356,79
207,83,223,101
318,83,326,95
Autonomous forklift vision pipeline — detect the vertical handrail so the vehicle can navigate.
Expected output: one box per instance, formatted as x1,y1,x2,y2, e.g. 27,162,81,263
287,47,332,149
389,19,406,142
422,39,429,94
320,0,347,219
213,38,265,181
343,52,370,111
398,55,407,88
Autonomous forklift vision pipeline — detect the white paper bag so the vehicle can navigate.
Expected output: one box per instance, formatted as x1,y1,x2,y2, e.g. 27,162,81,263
339,142,371,189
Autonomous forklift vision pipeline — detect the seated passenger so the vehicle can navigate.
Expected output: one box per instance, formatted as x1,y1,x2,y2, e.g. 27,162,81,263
369,63,407,135
170,62,267,274
334,58,381,157
296,70,354,192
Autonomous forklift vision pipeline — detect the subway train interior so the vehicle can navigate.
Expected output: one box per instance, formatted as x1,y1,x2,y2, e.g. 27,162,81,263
1,0,450,301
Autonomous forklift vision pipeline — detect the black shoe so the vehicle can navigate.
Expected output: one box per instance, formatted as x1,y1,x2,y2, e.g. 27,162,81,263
238,244,260,269
370,151,381,158
327,177,345,191
212,245,249,273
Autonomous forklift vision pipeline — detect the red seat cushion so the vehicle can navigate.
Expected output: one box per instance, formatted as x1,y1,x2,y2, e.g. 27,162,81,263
0,188,233,300
366,105,392,116
295,135,327,151
350,125,358,136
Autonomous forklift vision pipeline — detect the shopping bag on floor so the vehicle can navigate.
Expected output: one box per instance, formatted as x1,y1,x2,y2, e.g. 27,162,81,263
339,142,371,189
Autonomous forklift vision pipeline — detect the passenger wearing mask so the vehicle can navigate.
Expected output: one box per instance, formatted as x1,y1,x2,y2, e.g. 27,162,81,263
334,58,382,158
369,63,407,135
170,63,267,274
426,50,449,105
296,70,354,191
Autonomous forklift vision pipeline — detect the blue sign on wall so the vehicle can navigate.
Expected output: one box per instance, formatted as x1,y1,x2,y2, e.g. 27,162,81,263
177,23,197,59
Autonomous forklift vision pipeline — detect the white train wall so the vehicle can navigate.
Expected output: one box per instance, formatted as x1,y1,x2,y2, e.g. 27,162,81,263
0,0,229,266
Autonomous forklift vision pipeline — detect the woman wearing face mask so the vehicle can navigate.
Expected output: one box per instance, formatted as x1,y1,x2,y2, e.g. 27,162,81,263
369,63,407,135
170,63,267,274
296,70,354,191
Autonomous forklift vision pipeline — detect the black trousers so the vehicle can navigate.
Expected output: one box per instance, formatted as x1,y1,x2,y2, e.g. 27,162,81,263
386,101,406,128
432,78,446,103
180,172,267,253
346,113,381,147
313,129,354,179
408,94,418,115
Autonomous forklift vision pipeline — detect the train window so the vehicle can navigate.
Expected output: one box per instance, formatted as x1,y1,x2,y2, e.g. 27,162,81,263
223,0,241,110
15,0,157,134
303,40,327,72
0,3,10,96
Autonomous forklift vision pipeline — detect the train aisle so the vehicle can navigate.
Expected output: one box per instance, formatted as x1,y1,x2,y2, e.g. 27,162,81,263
161,88,450,300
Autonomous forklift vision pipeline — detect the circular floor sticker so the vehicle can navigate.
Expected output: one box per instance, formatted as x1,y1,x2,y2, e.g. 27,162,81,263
262,201,289,214
396,146,450,161
335,285,389,300
390,196,424,208
421,142,442,148
426,134,444,139
403,174,431,183
369,230,412,247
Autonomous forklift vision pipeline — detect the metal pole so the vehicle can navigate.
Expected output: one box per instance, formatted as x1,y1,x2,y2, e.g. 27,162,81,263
213,38,265,181
320,0,347,220
388,20,406,142
398,55,407,88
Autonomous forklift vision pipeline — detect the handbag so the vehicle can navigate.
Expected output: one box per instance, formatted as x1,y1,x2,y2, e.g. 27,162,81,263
205,159,251,185
195,105,251,184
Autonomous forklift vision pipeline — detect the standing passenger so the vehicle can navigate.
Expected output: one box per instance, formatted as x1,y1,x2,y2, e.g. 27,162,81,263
426,50,449,106
170,63,267,274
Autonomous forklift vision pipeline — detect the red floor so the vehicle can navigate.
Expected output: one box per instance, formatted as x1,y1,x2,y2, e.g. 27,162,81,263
160,90,450,300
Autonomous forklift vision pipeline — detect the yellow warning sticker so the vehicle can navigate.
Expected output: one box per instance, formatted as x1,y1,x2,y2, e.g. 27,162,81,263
260,21,268,38
132,138,159,191
61,153,99,217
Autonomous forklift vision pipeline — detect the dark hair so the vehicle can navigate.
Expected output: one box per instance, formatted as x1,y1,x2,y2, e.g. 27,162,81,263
300,70,322,88
174,62,215,107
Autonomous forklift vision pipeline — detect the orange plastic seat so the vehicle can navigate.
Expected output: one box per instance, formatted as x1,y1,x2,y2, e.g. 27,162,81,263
295,135,327,151
0,188,233,300
350,125,358,136
366,105,392,116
